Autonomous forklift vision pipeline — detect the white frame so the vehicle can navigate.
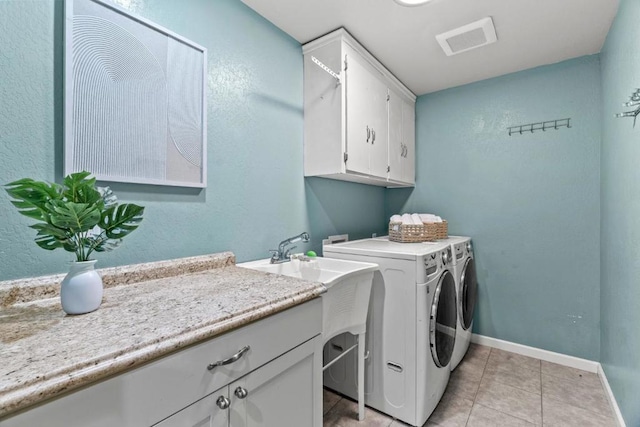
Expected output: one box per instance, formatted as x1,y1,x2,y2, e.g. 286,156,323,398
64,0,208,188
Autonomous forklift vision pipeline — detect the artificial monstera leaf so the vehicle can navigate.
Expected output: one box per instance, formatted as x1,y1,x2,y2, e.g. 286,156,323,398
4,178,61,221
62,172,101,205
99,186,117,209
48,201,101,233
29,223,72,251
90,235,122,253
100,204,144,239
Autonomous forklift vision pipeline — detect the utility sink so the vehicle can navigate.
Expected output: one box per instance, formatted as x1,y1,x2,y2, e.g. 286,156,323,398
239,257,378,340
238,256,378,423
239,257,377,289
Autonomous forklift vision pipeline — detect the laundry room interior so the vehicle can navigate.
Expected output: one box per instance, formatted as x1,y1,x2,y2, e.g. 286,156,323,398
0,0,638,426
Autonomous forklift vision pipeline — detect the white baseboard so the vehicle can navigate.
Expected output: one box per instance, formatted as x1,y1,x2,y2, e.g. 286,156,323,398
471,334,626,427
598,364,627,427
471,334,599,372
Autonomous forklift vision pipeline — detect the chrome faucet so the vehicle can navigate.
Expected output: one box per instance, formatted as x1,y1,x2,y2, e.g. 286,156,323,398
269,232,310,264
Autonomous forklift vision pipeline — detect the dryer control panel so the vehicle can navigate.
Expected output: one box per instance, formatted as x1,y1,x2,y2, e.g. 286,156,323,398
424,253,439,278
453,242,465,263
440,246,452,267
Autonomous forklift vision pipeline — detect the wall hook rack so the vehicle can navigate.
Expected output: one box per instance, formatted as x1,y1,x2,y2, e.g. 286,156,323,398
311,56,341,86
615,88,640,127
508,118,571,136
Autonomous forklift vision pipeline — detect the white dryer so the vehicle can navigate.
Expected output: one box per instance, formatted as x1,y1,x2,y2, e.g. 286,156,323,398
322,237,457,427
447,236,478,370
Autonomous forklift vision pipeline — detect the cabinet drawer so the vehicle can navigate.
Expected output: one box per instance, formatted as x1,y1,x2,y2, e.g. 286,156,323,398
0,298,322,427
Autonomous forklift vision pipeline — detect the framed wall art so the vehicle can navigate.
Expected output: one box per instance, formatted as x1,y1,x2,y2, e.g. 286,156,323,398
65,0,207,188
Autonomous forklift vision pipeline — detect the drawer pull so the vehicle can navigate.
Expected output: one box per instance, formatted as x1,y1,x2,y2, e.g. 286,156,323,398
207,345,250,371
216,395,231,410
234,386,249,399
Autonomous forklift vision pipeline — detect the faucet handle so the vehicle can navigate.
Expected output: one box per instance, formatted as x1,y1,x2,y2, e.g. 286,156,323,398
283,246,297,259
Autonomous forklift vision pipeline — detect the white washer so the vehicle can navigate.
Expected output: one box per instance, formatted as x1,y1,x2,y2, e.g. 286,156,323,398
445,236,478,370
322,237,457,427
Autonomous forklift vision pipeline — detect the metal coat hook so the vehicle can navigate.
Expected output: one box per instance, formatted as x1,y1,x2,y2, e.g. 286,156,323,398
615,88,640,127
508,118,571,136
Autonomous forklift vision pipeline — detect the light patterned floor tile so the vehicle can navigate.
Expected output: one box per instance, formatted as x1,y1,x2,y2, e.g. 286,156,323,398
466,403,536,427
323,398,394,427
542,396,616,427
487,348,541,372
541,361,601,388
476,377,542,425
462,343,491,365
541,373,611,417
324,388,342,415
483,357,541,394
426,389,473,427
445,366,482,401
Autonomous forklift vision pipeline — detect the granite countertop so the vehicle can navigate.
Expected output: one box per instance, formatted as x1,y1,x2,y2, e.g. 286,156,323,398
0,252,325,419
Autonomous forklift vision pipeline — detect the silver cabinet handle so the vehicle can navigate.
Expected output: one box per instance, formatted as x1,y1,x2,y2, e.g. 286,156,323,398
207,345,250,371
216,396,230,410
366,126,371,143
234,386,249,399
371,129,376,144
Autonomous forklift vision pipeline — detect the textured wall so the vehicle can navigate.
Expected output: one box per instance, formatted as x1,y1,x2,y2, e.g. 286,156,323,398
600,0,640,424
386,56,602,360
0,0,386,280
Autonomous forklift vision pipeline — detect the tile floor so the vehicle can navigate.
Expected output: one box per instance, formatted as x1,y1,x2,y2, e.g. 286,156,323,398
323,344,617,427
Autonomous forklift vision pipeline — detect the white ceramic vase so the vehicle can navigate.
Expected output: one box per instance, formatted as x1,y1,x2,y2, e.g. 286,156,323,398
60,260,103,315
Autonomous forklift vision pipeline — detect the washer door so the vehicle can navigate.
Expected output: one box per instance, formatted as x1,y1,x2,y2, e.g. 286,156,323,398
459,257,478,331
430,270,457,368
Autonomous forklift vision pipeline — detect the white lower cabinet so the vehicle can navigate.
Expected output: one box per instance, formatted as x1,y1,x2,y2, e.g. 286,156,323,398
156,337,321,427
1,299,323,427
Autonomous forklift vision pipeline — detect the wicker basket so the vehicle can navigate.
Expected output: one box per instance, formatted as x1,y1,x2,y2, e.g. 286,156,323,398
388,222,426,243
423,220,448,241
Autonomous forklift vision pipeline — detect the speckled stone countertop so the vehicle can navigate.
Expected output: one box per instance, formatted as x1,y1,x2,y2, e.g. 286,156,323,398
0,252,325,418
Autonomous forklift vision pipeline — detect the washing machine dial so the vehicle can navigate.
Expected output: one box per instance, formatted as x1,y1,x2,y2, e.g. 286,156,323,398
466,242,472,254
441,251,449,265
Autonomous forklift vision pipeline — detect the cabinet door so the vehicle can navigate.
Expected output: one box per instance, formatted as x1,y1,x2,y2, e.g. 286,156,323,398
345,54,373,176
401,99,415,184
368,75,390,179
387,89,403,182
153,387,228,427
229,336,322,427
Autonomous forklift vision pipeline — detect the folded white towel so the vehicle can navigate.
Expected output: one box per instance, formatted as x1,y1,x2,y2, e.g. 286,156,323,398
390,214,402,223
419,213,436,223
434,216,443,223
401,213,414,225
411,214,423,225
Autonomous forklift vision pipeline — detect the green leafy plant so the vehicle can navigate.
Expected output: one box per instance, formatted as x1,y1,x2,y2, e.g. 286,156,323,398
5,171,144,262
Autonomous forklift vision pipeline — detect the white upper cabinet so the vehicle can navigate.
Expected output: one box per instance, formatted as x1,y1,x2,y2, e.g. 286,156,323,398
303,29,416,188
388,90,415,185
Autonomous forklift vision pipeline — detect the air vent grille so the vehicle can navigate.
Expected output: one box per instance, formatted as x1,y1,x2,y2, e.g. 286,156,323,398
436,17,497,56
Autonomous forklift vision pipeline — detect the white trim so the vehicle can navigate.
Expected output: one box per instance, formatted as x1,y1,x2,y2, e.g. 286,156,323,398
598,364,627,427
471,334,599,373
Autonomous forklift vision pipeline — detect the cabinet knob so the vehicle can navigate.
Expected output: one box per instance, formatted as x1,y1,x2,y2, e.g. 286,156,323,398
234,386,249,399
216,396,231,410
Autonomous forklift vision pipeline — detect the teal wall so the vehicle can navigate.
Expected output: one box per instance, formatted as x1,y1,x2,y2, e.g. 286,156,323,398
386,56,602,360
0,0,386,280
600,0,640,424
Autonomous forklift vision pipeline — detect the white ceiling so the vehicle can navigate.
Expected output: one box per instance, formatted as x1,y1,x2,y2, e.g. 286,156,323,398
240,0,619,95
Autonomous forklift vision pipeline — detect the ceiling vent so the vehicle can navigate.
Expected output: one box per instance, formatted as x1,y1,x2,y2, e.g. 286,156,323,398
436,17,497,56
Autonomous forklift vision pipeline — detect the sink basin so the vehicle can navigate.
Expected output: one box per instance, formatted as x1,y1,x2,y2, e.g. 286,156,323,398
239,257,378,341
239,257,377,289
